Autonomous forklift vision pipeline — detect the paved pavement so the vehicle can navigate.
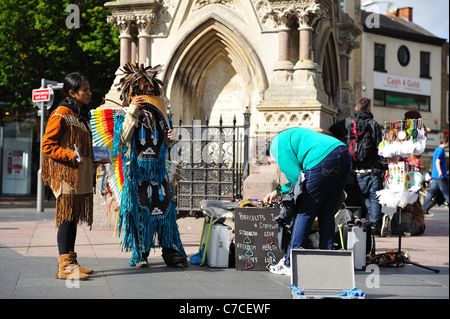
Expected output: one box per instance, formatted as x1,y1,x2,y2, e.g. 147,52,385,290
0,199,448,304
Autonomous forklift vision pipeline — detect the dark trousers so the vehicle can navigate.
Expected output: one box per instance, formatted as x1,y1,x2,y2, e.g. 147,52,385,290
57,220,77,255
285,146,352,266
423,178,449,213
356,172,383,229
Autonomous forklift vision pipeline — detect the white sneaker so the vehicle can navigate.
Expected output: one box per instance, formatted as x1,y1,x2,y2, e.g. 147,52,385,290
269,257,291,276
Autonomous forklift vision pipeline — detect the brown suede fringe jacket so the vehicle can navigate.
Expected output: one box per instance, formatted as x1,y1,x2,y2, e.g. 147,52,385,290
41,105,94,228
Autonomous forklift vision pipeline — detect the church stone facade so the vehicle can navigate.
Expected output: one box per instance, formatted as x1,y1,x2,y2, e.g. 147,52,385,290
102,0,360,199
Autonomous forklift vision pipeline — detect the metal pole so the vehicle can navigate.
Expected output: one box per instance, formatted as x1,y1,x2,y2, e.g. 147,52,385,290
35,79,61,212
36,78,46,212
243,106,250,181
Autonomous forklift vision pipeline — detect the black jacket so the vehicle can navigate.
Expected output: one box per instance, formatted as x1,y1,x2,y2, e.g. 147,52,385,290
330,110,385,170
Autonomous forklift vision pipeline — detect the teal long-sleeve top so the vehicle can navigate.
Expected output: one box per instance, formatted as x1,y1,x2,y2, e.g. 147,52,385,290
269,127,346,194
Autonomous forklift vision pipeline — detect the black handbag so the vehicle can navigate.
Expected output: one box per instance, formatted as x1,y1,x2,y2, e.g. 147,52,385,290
274,173,305,253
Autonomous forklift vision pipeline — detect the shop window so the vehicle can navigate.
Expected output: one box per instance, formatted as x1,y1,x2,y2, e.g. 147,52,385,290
374,89,385,106
374,89,430,111
374,43,386,72
418,95,430,111
386,92,417,108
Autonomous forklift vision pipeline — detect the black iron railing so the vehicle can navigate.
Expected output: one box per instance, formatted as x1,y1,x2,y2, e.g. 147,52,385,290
169,108,249,214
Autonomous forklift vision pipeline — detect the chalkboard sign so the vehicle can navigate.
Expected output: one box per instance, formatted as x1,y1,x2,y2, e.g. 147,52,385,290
234,207,284,271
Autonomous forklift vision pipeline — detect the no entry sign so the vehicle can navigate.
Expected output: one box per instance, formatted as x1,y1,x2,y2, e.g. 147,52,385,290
32,88,51,102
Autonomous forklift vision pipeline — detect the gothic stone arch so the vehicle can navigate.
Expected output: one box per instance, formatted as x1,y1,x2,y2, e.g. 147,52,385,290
164,16,268,125
318,27,341,112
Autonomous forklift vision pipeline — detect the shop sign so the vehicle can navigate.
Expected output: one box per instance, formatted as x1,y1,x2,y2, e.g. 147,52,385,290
374,72,431,95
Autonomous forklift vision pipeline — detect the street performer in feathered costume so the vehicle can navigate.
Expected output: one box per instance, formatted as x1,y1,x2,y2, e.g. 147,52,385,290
41,72,95,280
113,62,187,267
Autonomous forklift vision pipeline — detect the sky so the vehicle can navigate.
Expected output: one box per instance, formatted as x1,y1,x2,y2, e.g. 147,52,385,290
363,0,449,41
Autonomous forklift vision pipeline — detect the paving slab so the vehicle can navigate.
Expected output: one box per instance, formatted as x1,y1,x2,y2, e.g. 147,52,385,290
0,200,448,303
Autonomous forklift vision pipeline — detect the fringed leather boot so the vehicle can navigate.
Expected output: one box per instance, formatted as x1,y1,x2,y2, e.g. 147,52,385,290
55,253,89,280
70,252,93,274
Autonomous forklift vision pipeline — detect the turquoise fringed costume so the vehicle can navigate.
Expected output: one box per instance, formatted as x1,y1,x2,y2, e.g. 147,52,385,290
111,63,186,266
113,99,186,266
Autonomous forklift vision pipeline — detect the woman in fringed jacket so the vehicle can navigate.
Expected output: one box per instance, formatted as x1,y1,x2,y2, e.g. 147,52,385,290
41,72,95,280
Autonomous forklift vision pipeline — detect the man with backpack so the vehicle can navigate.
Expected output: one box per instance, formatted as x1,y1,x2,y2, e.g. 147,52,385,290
330,97,388,236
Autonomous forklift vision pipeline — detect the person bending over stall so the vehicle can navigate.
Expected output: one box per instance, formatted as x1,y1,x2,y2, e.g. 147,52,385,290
263,127,352,275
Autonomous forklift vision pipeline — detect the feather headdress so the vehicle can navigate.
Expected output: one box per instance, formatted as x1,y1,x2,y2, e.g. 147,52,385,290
116,62,164,106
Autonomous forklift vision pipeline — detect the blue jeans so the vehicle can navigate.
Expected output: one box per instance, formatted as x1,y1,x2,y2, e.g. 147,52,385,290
422,178,449,213
285,146,351,266
356,173,383,229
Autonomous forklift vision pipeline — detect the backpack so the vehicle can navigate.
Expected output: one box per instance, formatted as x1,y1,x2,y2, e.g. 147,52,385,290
391,202,426,236
345,117,374,163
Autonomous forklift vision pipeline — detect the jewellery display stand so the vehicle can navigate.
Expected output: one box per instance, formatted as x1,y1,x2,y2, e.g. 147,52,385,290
377,206,439,273
376,118,439,273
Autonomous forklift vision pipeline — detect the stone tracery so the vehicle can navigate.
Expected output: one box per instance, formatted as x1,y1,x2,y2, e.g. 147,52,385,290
104,0,360,132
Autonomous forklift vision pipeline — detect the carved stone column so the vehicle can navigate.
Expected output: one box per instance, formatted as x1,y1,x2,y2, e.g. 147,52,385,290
108,15,135,66
273,18,294,82
293,4,323,71
278,27,291,62
136,13,157,65
299,26,313,61
338,12,362,119
106,0,162,68
291,6,326,113
104,0,164,109
257,1,333,131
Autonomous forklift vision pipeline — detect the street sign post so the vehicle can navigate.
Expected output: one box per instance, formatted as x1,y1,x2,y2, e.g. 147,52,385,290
34,79,62,212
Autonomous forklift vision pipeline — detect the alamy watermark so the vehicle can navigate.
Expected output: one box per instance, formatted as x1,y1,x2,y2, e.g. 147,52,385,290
65,265,81,289
65,4,80,29
365,11,381,29
365,264,381,289
364,4,385,29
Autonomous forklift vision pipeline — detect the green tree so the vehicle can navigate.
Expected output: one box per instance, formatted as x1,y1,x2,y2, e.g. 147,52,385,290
0,0,119,116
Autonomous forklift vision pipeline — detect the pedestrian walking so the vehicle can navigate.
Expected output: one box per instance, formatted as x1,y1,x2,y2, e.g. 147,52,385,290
422,135,449,215
41,72,94,280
